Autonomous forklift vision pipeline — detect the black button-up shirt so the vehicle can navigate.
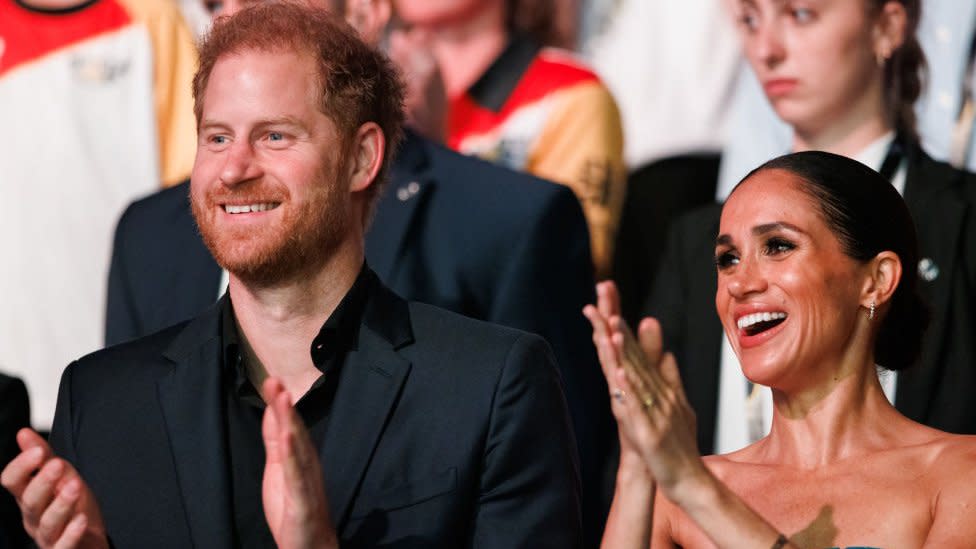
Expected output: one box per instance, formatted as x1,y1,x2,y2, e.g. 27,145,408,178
219,267,372,548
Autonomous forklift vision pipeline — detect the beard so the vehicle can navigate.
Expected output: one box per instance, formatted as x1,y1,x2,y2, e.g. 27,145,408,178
191,169,349,288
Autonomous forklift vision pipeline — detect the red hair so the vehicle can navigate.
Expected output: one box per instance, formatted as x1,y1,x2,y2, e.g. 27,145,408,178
193,1,405,203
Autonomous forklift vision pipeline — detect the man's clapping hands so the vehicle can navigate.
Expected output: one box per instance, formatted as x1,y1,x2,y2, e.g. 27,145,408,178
1,377,338,549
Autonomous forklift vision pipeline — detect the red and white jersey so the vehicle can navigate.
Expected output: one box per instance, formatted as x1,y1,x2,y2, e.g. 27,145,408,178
0,0,197,428
447,36,625,276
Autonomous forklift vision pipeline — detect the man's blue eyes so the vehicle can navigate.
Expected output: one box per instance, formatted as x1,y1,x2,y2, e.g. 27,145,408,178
209,133,286,144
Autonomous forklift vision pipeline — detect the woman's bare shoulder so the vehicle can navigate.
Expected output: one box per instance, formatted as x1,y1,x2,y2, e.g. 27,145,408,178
921,432,976,472
914,433,976,543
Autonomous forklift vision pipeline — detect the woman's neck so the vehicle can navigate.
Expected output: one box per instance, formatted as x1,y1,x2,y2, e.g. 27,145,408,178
420,6,509,97
793,114,893,159
791,74,893,157
756,367,912,469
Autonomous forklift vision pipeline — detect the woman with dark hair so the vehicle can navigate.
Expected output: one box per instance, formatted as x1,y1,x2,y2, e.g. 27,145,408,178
644,0,976,462
588,151,976,547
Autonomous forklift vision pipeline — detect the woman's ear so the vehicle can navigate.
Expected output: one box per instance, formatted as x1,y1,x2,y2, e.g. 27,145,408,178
861,250,902,312
873,0,908,60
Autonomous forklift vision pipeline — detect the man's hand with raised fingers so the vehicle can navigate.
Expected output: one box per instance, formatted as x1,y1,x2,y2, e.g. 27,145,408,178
261,378,339,549
1,429,108,549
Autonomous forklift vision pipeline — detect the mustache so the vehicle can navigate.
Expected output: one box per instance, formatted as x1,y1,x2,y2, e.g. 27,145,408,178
200,182,290,205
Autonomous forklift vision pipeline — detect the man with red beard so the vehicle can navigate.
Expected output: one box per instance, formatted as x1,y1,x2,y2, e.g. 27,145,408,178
0,4,582,548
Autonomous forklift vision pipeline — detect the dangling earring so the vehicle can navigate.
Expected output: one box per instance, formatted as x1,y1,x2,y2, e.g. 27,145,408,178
868,301,876,321
876,45,890,68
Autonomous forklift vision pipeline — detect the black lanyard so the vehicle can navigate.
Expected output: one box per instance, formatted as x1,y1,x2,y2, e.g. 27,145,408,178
878,133,905,183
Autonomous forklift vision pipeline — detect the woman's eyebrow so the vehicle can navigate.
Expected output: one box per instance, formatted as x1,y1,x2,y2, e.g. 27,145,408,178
716,221,805,247
753,221,804,236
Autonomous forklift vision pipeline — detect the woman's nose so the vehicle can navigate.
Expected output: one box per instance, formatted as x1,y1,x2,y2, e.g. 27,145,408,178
750,20,786,68
725,258,768,299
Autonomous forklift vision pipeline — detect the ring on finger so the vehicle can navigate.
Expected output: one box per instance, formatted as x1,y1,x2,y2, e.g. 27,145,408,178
612,388,625,402
641,394,654,409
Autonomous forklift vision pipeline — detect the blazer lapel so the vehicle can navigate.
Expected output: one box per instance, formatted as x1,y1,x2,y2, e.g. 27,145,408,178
896,150,968,420
322,325,411,529
366,132,435,283
156,302,235,549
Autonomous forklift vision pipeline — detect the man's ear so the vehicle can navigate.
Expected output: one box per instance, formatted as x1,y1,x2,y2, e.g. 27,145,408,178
861,251,902,312
345,0,392,45
347,122,385,193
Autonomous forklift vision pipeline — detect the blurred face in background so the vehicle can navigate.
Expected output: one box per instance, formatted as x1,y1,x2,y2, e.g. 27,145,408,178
736,0,897,138
392,0,503,27
202,0,388,49
204,0,342,19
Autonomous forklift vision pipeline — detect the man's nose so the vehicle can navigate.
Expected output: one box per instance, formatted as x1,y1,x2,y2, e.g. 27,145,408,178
219,140,262,187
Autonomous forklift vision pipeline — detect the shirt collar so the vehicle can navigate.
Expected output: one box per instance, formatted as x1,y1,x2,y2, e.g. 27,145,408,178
851,130,896,173
851,130,908,196
466,33,541,112
220,263,375,380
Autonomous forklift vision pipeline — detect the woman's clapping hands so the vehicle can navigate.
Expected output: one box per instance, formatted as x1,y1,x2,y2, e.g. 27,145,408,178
584,281,708,500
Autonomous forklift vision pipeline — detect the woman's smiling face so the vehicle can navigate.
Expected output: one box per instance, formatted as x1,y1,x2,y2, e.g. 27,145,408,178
715,169,869,390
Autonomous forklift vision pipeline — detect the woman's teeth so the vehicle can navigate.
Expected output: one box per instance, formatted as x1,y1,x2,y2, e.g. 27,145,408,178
738,311,787,331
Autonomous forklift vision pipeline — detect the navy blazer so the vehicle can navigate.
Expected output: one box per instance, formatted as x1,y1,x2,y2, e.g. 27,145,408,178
647,144,976,455
105,132,612,542
60,274,582,547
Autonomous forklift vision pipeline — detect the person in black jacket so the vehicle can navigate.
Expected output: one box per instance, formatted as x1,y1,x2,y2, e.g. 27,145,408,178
105,1,612,542
2,5,582,547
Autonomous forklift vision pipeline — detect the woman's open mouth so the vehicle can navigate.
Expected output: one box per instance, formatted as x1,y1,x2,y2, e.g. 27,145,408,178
737,311,787,336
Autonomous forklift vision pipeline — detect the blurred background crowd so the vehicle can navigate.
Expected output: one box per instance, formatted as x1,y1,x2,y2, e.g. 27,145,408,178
2,0,975,545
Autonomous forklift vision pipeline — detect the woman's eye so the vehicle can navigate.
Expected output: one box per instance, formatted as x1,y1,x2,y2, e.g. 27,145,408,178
764,237,796,255
714,251,740,270
791,7,814,23
739,11,759,32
